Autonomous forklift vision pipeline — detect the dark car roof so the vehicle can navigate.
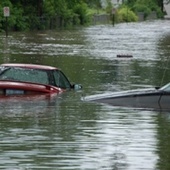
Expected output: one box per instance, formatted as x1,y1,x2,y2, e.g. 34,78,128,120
0,63,59,71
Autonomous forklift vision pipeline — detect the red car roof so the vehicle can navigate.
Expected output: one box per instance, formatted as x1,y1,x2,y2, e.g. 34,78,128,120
1,63,59,70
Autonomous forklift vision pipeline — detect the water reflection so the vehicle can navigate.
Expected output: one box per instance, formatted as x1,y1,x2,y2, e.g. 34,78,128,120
0,20,170,169
0,100,158,169
156,112,170,170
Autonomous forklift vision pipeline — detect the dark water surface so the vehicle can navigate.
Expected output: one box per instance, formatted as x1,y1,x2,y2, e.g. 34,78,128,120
1,20,170,169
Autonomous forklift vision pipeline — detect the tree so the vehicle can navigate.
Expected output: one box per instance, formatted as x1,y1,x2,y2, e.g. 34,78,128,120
154,0,164,12
37,0,43,16
83,0,101,8
123,0,164,18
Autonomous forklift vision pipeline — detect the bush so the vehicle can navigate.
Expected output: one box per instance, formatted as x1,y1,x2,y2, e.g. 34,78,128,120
132,0,163,19
116,7,138,22
132,4,151,19
73,2,89,25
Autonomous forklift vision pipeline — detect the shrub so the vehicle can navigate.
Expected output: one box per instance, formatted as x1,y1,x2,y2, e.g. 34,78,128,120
132,0,163,19
132,4,151,19
73,2,89,25
116,7,138,23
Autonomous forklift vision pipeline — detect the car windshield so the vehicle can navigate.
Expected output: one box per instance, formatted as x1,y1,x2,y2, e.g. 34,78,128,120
160,82,170,92
0,67,49,84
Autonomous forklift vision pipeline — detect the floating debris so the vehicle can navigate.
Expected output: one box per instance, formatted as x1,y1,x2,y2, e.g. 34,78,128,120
117,54,133,58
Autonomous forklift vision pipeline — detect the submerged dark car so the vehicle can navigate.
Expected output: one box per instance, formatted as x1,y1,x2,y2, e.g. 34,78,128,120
83,83,170,111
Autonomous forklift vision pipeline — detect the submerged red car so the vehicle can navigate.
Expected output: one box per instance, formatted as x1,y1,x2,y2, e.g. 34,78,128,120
0,63,82,96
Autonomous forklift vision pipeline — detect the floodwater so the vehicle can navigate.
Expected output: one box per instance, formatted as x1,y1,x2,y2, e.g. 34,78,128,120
0,20,170,169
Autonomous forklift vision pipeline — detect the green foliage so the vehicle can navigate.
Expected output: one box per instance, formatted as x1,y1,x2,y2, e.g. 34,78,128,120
73,2,89,25
105,0,113,14
132,3,151,19
43,0,56,17
0,0,164,31
43,0,89,27
11,7,30,31
0,0,92,31
130,0,163,19
0,0,41,31
116,7,138,22
84,0,101,8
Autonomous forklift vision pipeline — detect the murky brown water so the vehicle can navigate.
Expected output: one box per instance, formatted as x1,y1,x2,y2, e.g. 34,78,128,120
1,20,170,169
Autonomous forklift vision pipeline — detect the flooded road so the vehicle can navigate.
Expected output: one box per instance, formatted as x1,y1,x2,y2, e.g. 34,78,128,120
1,20,170,169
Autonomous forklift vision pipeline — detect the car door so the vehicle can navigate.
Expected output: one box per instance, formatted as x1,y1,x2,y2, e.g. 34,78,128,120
159,91,170,110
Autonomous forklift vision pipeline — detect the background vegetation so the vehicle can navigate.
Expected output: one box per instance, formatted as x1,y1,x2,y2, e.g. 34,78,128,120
0,0,165,31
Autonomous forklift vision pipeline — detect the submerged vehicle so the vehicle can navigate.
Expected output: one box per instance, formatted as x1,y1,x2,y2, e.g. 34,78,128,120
84,83,170,110
0,63,82,96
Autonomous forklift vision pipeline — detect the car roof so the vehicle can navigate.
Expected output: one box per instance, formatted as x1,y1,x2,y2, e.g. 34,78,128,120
0,63,59,70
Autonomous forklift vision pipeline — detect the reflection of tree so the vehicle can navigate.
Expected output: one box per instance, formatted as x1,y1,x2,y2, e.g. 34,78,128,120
156,113,170,169
114,59,157,89
156,34,170,86
0,93,101,168
110,152,128,170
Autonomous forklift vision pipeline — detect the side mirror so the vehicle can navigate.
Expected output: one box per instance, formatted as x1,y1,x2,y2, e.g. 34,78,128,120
155,86,160,90
72,84,82,90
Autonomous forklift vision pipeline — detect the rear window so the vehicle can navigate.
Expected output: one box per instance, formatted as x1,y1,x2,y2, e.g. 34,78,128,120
0,67,49,84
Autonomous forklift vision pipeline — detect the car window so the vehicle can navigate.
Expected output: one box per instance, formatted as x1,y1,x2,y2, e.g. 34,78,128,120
0,67,49,84
53,70,71,89
160,83,170,92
